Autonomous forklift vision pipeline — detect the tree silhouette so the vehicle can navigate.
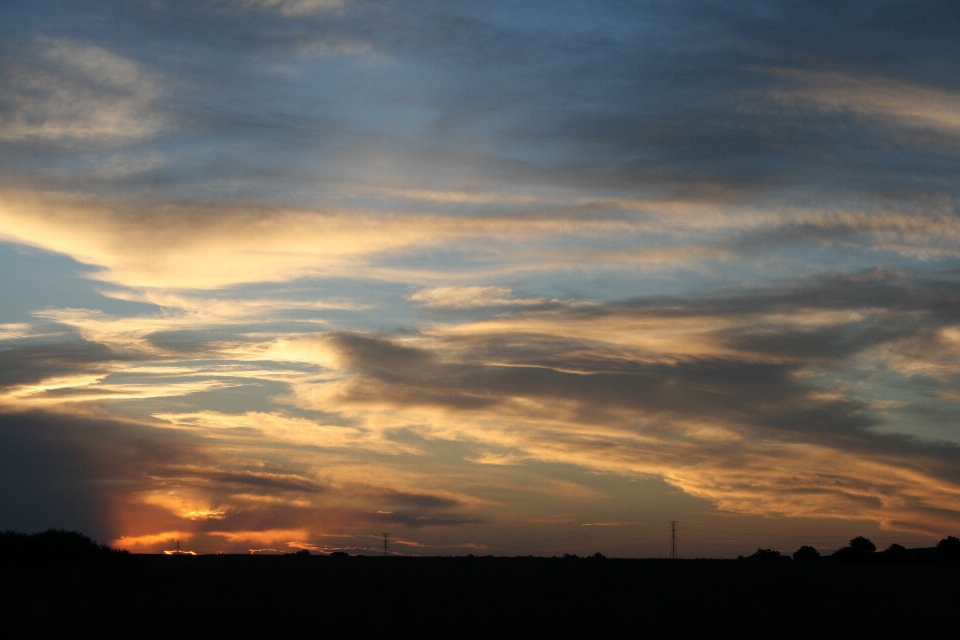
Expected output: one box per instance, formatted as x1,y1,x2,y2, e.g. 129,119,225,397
936,536,960,561
792,545,820,561
832,536,876,564
746,548,785,561
848,536,876,553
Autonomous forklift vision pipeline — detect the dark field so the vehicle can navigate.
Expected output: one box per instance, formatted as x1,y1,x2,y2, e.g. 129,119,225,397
3,550,960,638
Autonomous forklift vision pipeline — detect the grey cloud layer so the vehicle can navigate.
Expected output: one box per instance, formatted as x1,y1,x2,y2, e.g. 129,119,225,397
3,0,957,203
306,268,960,530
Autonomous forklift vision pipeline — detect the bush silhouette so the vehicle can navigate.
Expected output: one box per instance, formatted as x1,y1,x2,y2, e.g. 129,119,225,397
883,544,907,564
792,545,820,561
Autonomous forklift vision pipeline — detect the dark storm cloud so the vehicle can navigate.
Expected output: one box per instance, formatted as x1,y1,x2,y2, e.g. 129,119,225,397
0,410,207,540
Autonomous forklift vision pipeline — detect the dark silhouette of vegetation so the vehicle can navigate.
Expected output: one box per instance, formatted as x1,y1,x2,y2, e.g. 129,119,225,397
792,545,820,561
0,529,128,567
937,536,960,561
833,536,877,564
883,544,907,564
744,548,787,562
4,529,960,636
560,552,605,560
848,536,876,553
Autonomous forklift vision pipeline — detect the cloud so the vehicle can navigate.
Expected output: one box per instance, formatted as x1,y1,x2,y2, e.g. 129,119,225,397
204,470,324,493
153,410,392,452
0,403,482,552
768,70,960,137
114,531,192,550
0,189,673,289
270,269,960,535
0,409,206,542
408,286,545,309
0,327,261,412
874,325,960,381
235,0,345,16
367,488,463,510
0,338,120,390
0,38,167,144
4,186,960,300
5,252,960,537
2,0,959,553
0,323,49,340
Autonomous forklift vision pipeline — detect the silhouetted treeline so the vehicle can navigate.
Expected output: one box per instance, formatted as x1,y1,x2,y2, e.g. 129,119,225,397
0,529,130,567
736,536,960,566
826,536,960,565
3,531,960,638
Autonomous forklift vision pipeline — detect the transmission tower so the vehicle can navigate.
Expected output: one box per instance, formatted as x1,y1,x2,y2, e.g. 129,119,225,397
670,521,677,559
382,532,389,557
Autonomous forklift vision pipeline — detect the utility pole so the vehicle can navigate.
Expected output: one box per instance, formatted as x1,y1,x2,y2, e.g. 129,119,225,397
670,521,677,559
382,533,389,557
175,539,182,554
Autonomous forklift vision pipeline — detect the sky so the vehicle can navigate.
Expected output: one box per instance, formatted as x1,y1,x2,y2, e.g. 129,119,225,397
2,0,960,557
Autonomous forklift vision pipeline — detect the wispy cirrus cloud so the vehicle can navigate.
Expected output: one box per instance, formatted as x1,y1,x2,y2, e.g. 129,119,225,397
0,38,168,144
408,286,546,310
768,69,960,137
234,0,345,17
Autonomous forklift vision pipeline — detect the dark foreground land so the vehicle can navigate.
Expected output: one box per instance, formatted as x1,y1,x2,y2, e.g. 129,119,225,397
3,538,960,638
